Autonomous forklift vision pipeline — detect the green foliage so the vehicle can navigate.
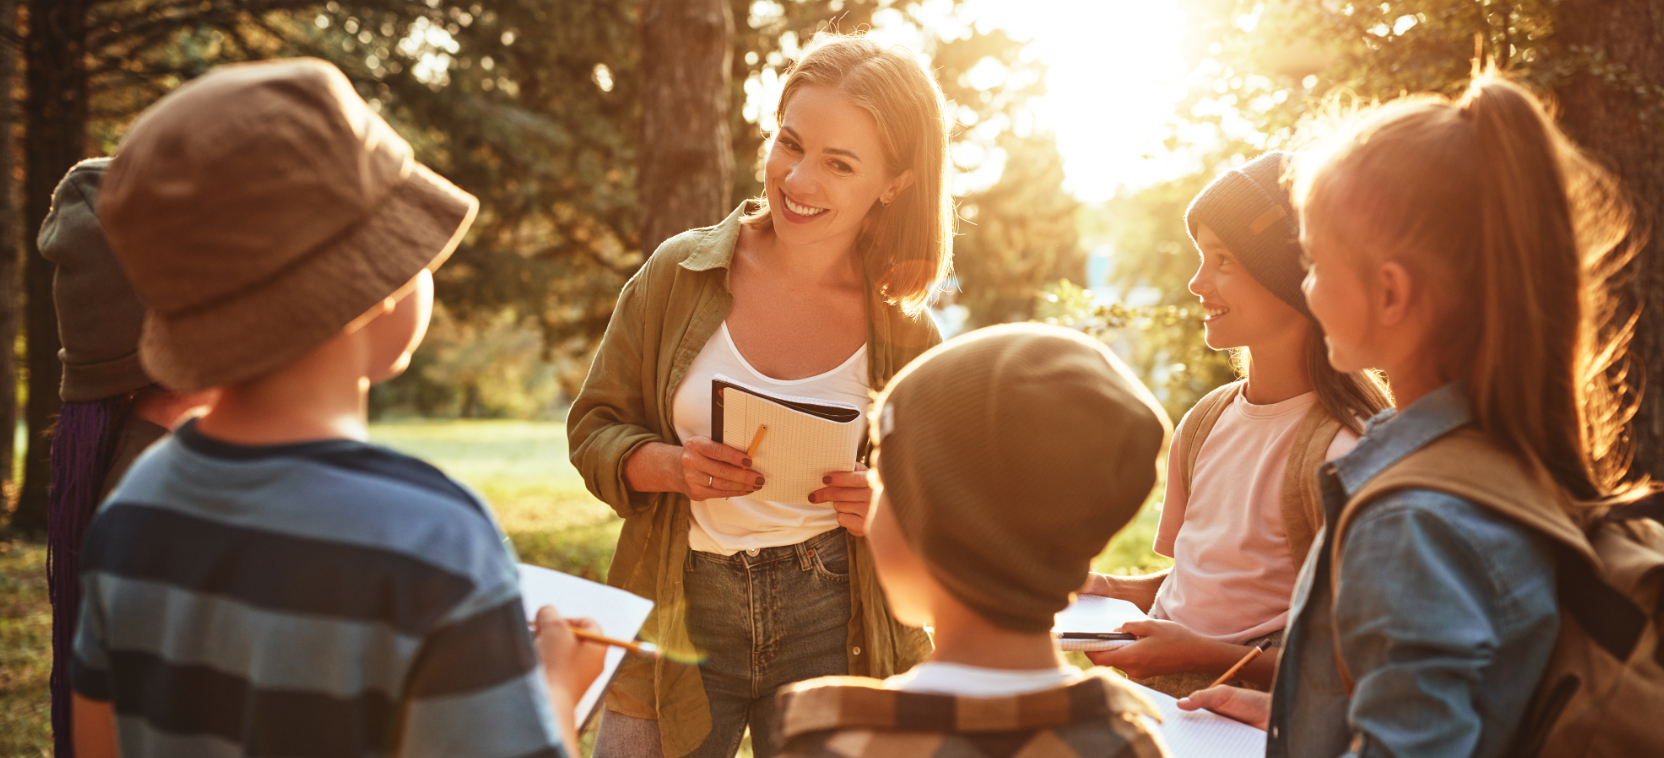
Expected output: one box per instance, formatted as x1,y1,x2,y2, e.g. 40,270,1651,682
955,131,1082,326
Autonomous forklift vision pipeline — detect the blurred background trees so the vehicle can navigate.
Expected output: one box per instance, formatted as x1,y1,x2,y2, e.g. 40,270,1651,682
3,0,1662,529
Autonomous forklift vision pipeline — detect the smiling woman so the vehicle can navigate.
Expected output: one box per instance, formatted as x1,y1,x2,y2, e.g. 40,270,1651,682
567,33,953,758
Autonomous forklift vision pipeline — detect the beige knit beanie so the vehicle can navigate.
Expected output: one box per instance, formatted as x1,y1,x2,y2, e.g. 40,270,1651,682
871,324,1171,633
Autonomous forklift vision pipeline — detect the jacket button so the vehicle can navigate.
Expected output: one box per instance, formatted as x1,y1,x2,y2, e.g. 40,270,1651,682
852,647,861,655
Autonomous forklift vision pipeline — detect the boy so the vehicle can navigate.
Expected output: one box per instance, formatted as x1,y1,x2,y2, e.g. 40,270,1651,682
69,58,604,757
772,324,1174,758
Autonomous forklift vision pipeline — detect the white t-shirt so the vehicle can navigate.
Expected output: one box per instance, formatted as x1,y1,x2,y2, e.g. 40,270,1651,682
672,322,869,555
1148,391,1358,644
884,661,1085,696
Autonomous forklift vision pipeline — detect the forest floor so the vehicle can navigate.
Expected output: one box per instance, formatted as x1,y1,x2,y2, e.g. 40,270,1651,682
0,418,1169,756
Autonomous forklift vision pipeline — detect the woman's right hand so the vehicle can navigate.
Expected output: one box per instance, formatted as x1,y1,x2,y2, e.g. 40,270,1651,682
676,437,763,500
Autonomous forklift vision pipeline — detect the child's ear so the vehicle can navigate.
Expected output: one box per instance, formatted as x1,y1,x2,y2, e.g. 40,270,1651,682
1374,261,1415,327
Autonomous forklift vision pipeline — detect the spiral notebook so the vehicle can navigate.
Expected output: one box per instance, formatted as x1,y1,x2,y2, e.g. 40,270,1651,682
1128,681,1267,757
711,374,864,505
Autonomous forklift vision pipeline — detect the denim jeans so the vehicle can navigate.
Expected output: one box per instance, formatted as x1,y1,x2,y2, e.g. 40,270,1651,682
593,527,852,758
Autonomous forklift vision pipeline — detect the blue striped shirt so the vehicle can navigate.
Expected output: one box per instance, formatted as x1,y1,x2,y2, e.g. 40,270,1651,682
72,420,568,758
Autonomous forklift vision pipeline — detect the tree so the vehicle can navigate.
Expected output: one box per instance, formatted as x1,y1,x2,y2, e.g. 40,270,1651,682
0,0,18,499
639,0,733,254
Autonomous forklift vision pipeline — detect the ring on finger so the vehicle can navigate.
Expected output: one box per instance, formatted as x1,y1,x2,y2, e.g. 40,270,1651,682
707,474,714,486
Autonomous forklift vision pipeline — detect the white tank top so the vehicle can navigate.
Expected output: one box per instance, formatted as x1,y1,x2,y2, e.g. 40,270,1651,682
672,322,870,555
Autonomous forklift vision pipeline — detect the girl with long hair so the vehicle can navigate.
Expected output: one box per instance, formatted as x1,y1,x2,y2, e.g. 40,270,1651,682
1082,151,1391,696
1179,71,1644,757
568,33,951,758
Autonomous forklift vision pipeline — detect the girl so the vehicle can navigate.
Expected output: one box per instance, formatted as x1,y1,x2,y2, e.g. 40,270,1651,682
1083,151,1391,696
568,34,951,758
1181,71,1642,758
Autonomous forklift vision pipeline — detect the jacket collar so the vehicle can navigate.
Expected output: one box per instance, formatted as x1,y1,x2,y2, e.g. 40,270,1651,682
1331,382,1472,496
678,202,755,275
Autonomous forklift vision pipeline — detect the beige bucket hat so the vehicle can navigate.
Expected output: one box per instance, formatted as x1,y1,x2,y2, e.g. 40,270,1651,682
100,57,478,392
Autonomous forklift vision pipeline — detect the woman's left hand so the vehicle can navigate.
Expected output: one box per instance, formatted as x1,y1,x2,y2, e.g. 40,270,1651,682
810,469,872,536
1087,619,1234,679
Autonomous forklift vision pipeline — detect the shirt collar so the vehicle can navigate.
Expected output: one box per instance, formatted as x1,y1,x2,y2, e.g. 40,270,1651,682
1331,382,1473,495
677,202,756,276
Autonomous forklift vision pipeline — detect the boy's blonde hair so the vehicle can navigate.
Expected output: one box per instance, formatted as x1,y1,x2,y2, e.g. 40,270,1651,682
745,33,953,317
1294,70,1643,500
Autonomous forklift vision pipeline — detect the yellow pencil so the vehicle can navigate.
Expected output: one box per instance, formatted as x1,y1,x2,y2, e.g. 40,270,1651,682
747,425,769,460
573,627,663,660
1209,639,1272,688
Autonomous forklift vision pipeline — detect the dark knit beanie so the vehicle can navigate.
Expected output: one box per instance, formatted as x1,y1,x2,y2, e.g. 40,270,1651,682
37,158,153,402
1184,151,1311,318
871,324,1171,633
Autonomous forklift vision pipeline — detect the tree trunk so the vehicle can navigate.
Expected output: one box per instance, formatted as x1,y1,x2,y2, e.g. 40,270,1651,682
1552,0,1664,480
15,0,87,532
638,0,734,256
0,0,17,501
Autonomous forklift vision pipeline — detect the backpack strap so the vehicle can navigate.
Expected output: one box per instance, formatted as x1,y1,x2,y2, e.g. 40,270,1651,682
1175,380,1244,499
1280,403,1344,569
1324,428,1597,693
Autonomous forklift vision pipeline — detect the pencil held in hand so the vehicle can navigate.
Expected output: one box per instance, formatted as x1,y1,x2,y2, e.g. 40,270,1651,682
572,627,664,660
747,425,769,460
1209,639,1272,688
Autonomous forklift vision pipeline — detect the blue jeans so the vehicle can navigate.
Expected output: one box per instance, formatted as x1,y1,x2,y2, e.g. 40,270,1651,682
594,528,852,758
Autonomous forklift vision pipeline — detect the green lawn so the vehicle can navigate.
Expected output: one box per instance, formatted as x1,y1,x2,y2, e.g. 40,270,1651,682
0,418,1170,756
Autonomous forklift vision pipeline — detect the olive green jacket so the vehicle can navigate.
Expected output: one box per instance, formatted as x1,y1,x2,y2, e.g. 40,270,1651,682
567,204,938,758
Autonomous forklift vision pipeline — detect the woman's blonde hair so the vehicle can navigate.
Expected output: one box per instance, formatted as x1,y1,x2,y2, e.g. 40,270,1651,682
1293,70,1644,500
744,34,953,317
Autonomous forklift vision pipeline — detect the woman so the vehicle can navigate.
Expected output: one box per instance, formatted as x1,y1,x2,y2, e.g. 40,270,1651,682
568,34,952,758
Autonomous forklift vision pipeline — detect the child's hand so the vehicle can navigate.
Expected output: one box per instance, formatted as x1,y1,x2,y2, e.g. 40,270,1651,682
532,606,607,708
811,468,871,536
1177,685,1271,729
1087,619,1228,678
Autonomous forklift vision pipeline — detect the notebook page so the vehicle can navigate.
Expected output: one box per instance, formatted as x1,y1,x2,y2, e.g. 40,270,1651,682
1053,595,1147,651
518,564,655,730
1127,681,1267,758
720,383,861,505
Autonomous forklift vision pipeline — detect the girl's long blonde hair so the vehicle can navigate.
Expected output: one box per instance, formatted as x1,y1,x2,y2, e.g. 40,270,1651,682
744,34,953,317
1294,70,1644,501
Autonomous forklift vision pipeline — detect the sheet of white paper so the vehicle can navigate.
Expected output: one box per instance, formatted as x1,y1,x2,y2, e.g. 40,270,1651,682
1052,595,1147,650
518,564,655,729
1128,681,1267,758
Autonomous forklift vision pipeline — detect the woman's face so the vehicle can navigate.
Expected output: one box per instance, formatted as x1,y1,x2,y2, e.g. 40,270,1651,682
765,85,911,249
1187,224,1306,351
1300,225,1375,373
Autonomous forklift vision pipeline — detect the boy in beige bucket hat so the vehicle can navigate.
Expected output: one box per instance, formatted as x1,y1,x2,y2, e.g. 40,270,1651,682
771,324,1175,758
70,58,604,758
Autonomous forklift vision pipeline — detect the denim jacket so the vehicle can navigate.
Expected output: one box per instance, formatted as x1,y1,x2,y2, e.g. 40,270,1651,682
1267,384,1559,758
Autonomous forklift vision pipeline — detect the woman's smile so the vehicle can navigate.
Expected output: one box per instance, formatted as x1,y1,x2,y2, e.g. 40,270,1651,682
780,192,829,222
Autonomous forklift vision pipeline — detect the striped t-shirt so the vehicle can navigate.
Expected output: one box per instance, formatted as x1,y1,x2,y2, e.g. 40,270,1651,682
71,420,568,758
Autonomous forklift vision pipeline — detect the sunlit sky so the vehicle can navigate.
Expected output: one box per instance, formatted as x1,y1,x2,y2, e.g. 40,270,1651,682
746,0,1200,204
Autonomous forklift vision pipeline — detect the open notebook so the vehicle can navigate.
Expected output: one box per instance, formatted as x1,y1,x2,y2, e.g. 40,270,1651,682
1053,595,1146,651
1128,681,1267,757
517,564,655,730
711,373,863,505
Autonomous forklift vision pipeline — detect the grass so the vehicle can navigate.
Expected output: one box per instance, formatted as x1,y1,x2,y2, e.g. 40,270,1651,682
0,419,1171,756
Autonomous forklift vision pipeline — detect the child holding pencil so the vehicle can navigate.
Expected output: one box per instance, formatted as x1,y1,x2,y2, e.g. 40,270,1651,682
1082,151,1391,697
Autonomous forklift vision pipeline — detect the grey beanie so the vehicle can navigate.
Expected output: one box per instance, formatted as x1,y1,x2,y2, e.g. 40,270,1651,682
1184,151,1311,319
38,158,153,401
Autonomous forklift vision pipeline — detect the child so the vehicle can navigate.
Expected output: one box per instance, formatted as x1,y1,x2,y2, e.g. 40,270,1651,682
69,58,605,758
38,157,216,758
1180,71,1642,757
772,324,1172,758
1082,151,1391,696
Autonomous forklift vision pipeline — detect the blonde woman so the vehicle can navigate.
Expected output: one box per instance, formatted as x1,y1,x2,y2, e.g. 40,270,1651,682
568,34,952,758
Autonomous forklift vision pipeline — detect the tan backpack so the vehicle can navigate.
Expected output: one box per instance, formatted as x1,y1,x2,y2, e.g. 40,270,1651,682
1173,380,1346,568
1329,428,1664,758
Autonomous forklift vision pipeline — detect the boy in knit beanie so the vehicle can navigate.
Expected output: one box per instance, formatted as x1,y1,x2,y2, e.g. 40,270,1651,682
772,324,1174,758
69,58,604,758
